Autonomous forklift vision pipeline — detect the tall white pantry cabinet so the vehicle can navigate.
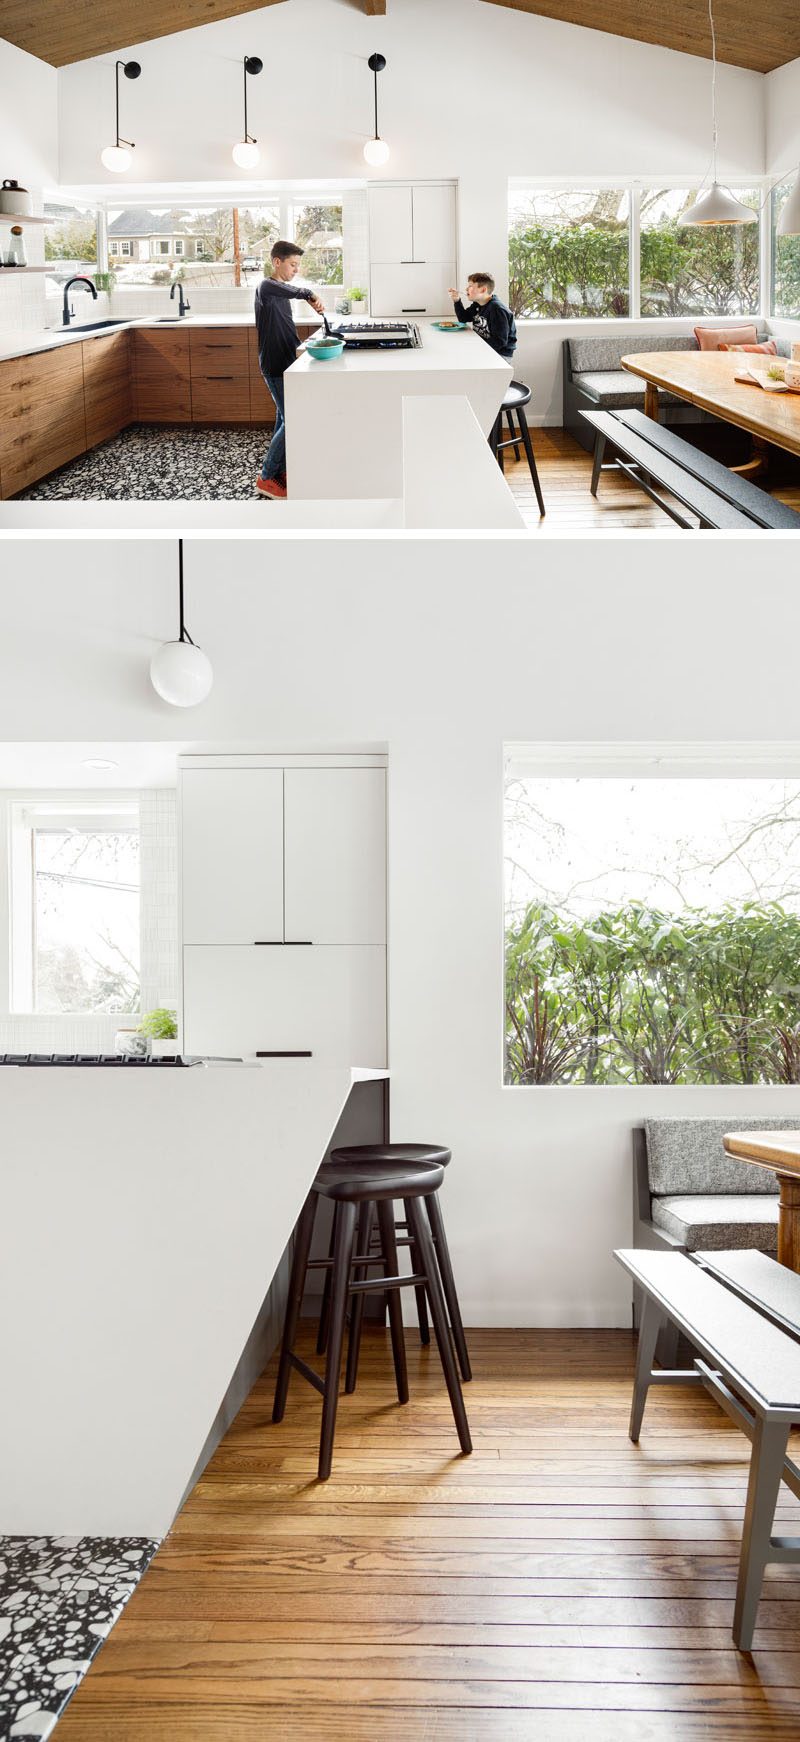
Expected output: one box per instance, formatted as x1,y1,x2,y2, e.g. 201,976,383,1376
368,182,458,319
179,755,387,1068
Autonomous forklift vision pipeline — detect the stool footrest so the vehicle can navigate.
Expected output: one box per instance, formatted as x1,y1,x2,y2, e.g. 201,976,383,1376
349,1271,427,1294
289,1352,326,1397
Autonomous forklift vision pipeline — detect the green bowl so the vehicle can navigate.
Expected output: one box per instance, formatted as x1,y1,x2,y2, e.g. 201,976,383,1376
433,320,466,332
307,338,345,360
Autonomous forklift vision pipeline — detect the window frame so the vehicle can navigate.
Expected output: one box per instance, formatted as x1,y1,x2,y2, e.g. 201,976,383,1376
2,796,141,1021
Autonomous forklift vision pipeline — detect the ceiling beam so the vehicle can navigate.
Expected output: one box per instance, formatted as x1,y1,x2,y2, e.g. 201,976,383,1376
479,0,800,74
363,0,388,13
0,0,288,69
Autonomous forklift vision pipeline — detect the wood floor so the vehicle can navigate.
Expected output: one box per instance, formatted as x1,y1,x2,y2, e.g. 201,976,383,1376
56,1327,800,1740
507,429,800,530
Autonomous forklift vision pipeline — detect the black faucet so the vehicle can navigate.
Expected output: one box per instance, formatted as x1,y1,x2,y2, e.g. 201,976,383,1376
62,276,98,327
170,281,191,317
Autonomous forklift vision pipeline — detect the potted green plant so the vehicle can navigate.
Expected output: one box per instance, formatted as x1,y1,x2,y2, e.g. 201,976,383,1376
348,285,368,314
138,1007,179,1058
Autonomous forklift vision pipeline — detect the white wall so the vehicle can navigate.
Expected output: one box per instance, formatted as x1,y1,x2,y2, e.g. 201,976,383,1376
57,0,764,268
0,38,58,331
1,539,800,1329
765,54,800,175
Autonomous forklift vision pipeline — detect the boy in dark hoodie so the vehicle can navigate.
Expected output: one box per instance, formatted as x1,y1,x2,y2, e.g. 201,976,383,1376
448,272,516,361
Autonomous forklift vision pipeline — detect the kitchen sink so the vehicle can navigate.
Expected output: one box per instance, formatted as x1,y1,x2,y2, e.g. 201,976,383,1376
61,319,130,334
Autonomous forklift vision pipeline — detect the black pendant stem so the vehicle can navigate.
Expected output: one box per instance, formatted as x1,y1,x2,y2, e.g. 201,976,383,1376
114,61,136,151
178,540,195,646
242,55,262,147
368,53,386,142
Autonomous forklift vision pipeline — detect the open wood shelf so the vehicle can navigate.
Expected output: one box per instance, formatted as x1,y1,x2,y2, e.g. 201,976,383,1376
0,213,51,226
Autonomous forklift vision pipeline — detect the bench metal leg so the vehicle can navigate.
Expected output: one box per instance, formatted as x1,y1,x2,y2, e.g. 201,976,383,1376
733,1416,791,1651
590,431,606,497
629,1293,664,1443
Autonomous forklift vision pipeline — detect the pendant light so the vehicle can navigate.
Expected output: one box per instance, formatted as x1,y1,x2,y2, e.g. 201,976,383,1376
232,55,263,169
100,59,142,173
150,543,214,708
778,170,800,236
679,0,756,227
363,53,390,167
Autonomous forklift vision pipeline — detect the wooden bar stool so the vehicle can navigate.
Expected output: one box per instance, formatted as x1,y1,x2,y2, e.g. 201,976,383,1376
272,1155,473,1480
316,1144,472,1387
490,379,546,518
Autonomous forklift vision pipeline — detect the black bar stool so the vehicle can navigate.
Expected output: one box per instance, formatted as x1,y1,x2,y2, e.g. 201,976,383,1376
490,379,546,518
272,1155,473,1480
316,1144,472,1387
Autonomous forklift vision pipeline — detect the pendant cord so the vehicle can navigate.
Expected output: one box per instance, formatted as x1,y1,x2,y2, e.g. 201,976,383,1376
708,0,718,185
374,63,379,139
178,540,195,646
115,62,120,148
243,56,249,143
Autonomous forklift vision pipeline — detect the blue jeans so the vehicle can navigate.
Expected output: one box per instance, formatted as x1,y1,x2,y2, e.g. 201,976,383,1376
261,373,286,482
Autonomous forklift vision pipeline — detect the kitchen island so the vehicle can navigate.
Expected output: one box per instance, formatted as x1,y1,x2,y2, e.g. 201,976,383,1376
285,321,511,500
0,1060,386,1536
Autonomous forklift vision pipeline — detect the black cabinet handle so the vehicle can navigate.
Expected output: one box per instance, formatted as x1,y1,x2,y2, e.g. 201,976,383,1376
207,374,235,380
402,308,426,313
256,1050,313,1058
253,940,313,946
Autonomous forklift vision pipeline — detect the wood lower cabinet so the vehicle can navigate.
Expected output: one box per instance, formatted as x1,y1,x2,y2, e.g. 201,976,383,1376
83,331,133,448
133,327,191,422
0,344,86,499
190,328,250,424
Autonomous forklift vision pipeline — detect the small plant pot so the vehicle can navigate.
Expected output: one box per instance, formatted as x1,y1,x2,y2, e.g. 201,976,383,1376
150,1037,178,1058
115,1028,151,1059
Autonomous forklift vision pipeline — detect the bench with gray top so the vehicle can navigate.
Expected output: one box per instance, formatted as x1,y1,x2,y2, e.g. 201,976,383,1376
582,408,800,529
562,327,785,453
616,1245,800,1650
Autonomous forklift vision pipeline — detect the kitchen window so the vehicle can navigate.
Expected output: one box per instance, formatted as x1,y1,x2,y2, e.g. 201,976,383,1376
9,804,141,1017
504,752,800,1086
509,183,764,320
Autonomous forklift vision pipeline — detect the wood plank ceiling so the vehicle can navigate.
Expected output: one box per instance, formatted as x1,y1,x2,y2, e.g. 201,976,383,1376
480,0,800,75
0,0,383,69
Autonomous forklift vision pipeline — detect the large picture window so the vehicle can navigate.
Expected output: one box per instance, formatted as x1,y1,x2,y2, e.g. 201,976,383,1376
504,767,800,1086
509,184,762,320
640,187,760,317
509,188,630,319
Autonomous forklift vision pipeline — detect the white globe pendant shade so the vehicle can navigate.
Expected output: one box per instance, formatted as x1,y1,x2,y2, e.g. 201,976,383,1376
679,182,757,227
150,639,213,708
232,139,260,169
101,143,132,173
363,136,390,167
778,171,800,236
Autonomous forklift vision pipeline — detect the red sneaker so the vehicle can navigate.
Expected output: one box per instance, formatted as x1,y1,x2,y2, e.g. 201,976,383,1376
256,477,287,499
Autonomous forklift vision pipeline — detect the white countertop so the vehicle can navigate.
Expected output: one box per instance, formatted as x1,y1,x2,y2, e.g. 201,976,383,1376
291,322,509,379
0,309,318,364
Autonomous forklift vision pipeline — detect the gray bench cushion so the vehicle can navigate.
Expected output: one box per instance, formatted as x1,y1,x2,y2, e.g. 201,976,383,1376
569,333,699,373
651,1193,779,1254
645,1117,800,1195
573,370,683,408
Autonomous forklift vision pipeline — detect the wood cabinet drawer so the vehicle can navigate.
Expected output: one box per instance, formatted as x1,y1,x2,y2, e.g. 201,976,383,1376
0,347,86,497
190,330,249,366
0,342,83,416
191,378,251,423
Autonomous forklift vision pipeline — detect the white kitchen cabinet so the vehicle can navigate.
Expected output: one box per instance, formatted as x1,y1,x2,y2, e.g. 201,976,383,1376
370,261,456,320
181,768,284,946
368,185,414,264
409,184,458,264
183,946,387,1068
284,769,386,945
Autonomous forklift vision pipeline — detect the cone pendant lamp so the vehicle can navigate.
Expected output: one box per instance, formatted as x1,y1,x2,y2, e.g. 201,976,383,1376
680,0,756,227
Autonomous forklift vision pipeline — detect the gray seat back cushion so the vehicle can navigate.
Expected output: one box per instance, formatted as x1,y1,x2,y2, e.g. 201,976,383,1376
645,1117,800,1195
569,328,770,374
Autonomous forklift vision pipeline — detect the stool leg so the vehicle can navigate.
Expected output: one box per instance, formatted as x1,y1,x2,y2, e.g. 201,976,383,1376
272,1190,318,1424
318,1199,358,1481
316,1201,338,1355
377,1198,409,1405
404,1197,430,1346
518,407,545,517
425,1190,472,1383
590,430,606,498
407,1196,472,1456
345,1199,375,1394
507,406,522,463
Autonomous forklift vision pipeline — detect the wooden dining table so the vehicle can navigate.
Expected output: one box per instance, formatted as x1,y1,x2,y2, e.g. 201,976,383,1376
621,350,800,470
724,1131,800,1272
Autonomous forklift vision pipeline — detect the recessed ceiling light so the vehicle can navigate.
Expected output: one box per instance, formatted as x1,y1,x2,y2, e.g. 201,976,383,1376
82,757,119,771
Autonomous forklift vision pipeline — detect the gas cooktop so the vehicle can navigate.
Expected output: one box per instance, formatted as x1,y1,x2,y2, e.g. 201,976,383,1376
328,319,421,350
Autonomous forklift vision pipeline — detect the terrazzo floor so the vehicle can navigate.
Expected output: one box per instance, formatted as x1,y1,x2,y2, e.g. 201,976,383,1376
0,1536,158,1740
18,427,273,501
